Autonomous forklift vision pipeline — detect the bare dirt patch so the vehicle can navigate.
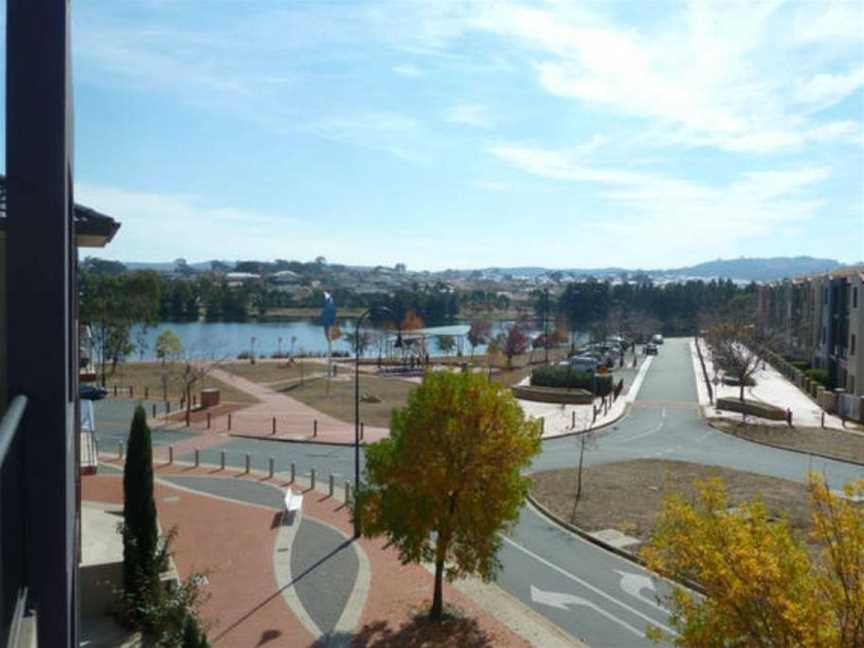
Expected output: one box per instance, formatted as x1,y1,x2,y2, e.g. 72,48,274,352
531,459,811,546
711,419,864,464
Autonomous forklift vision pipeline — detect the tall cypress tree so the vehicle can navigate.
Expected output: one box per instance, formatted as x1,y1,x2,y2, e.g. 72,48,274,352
123,405,159,609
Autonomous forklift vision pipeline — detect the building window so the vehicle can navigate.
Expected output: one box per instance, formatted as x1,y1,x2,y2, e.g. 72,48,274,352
849,374,856,395
854,287,859,308
852,333,857,356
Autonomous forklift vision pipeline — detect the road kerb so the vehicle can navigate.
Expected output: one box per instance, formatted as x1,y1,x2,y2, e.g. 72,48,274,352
526,495,706,596
705,420,864,469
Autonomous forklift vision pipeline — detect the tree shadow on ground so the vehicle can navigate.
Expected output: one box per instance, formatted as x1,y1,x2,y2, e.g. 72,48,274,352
311,609,495,648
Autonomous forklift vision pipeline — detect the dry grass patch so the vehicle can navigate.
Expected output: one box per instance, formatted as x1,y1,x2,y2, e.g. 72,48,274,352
711,419,864,464
107,362,258,404
221,360,321,384
531,459,811,546
282,374,416,428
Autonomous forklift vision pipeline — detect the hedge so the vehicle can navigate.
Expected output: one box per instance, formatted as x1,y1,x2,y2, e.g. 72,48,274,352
511,385,594,405
530,365,612,396
716,397,786,421
805,368,829,388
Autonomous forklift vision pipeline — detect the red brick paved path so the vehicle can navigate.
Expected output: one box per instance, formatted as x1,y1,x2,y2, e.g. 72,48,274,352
84,461,531,647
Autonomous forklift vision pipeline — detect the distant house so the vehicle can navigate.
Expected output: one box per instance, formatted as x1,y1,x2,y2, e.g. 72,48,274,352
225,271,260,287
269,269,301,284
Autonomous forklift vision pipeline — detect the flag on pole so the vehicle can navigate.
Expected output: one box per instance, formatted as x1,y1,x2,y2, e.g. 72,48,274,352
321,292,337,340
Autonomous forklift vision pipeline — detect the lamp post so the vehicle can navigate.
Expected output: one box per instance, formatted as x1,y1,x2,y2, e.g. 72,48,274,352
544,287,550,365
353,305,396,538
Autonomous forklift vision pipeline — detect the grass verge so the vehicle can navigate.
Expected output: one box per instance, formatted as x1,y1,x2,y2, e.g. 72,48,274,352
221,360,319,384
531,459,811,546
281,374,416,428
107,362,258,404
711,419,864,464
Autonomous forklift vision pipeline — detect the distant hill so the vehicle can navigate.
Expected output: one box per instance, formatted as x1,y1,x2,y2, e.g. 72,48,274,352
115,255,842,283
460,256,841,282
661,256,841,282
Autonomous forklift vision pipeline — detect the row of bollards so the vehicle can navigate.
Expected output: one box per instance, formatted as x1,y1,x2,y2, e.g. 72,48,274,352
114,443,353,502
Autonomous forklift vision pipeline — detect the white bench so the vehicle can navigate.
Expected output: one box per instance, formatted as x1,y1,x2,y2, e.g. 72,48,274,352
284,490,304,514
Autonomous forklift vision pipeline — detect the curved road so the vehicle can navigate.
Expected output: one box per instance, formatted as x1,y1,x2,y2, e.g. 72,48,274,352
95,338,863,647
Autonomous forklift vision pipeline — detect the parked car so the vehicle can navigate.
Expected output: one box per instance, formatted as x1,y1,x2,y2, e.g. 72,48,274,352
79,384,108,401
567,355,599,373
651,334,664,345
645,343,659,355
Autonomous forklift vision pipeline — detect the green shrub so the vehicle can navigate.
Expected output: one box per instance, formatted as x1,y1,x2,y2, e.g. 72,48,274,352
805,368,829,388
789,360,810,372
530,365,612,395
123,406,159,615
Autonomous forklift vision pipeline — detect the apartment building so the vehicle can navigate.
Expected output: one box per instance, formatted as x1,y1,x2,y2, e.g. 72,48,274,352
757,265,864,398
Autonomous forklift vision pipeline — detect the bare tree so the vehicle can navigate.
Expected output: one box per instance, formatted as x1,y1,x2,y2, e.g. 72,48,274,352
177,356,227,425
706,320,762,402
571,428,597,523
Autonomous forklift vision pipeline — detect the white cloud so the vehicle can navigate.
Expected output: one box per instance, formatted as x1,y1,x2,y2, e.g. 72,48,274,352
447,104,494,128
392,63,423,77
795,66,864,108
470,1,863,153
488,142,831,257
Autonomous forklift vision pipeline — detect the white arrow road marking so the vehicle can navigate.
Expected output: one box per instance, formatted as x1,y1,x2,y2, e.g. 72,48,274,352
615,570,669,613
502,536,677,636
530,585,645,637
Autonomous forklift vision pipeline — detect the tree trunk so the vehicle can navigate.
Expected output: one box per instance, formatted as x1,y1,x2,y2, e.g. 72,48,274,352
430,556,445,620
739,380,745,402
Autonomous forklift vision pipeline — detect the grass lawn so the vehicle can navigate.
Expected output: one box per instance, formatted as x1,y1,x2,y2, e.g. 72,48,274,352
711,419,864,464
107,362,258,404
531,459,812,547
221,360,321,384
281,374,416,428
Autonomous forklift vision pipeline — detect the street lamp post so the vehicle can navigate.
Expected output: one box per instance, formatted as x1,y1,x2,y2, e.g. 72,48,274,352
544,287,550,365
353,305,396,538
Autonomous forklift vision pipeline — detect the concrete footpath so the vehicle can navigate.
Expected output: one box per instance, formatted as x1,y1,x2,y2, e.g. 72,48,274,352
83,458,581,647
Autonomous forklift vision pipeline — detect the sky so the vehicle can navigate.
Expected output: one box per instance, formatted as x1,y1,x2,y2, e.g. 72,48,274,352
29,1,864,269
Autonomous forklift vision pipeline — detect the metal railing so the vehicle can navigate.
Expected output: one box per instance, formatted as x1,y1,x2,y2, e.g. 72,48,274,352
0,395,31,647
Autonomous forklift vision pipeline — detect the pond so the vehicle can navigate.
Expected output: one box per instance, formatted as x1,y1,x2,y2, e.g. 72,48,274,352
128,320,552,360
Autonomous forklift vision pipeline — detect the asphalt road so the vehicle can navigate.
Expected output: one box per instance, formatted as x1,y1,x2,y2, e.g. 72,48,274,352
497,338,862,647
93,339,864,647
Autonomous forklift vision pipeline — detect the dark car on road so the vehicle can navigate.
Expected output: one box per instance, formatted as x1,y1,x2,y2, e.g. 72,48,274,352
80,384,108,400
645,343,659,355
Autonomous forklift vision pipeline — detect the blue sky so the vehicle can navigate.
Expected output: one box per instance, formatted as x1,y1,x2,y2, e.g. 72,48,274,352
58,1,864,268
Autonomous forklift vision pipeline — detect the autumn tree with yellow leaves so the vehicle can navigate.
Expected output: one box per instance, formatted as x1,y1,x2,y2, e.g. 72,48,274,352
642,475,864,647
354,371,542,620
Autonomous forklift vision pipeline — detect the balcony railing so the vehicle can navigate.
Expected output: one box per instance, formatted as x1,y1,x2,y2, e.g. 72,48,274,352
0,395,33,647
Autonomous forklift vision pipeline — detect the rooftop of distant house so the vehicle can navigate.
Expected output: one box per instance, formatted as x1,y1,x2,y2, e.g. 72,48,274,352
0,174,120,248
